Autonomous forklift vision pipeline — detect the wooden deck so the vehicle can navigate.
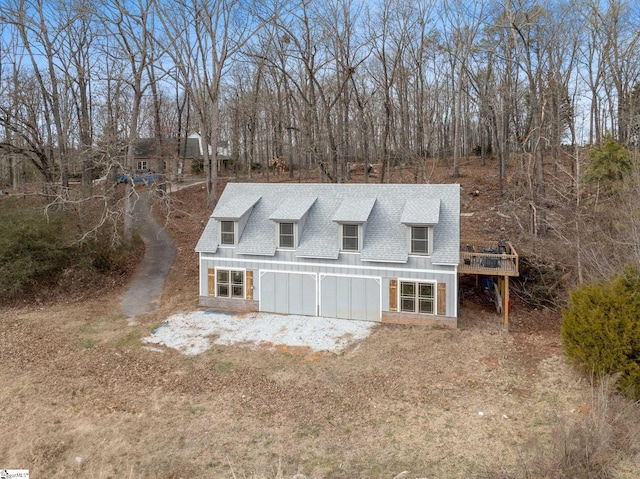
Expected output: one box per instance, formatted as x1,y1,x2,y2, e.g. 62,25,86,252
458,240,519,277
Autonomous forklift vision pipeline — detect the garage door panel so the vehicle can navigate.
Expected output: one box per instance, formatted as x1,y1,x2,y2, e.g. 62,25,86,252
320,276,337,318
365,281,380,320
260,272,276,311
260,271,316,316
350,278,367,321
336,276,351,319
288,274,302,314
301,275,317,316
274,273,289,314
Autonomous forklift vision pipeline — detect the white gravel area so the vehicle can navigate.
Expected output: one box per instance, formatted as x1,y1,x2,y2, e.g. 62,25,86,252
143,311,377,355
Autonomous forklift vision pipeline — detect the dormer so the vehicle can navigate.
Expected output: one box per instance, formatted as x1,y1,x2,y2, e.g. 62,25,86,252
268,197,317,249
212,195,261,246
401,198,441,256
332,198,376,253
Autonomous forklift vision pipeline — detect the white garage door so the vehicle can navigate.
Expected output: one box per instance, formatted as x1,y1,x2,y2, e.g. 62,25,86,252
259,271,317,316
319,275,381,321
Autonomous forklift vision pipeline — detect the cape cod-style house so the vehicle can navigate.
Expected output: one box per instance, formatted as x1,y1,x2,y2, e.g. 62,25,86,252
196,182,461,327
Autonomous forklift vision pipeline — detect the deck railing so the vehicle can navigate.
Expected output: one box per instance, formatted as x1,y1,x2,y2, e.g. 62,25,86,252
458,240,519,276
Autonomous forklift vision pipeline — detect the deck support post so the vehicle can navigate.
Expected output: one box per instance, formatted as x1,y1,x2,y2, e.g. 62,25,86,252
503,275,510,331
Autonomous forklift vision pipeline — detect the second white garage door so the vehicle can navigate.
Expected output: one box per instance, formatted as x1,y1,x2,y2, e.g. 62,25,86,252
319,275,381,321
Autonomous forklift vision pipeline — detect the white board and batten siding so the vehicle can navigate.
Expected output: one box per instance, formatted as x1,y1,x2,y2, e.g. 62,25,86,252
199,253,457,319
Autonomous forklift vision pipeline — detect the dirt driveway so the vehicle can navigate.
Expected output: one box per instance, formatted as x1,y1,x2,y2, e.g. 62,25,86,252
121,179,207,321
120,191,177,320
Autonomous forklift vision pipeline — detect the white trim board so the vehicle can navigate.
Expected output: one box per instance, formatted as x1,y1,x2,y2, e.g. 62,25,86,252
200,254,457,276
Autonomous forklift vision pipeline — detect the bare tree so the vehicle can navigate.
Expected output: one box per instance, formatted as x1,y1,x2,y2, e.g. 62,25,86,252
158,0,270,206
57,0,99,202
597,0,640,145
441,0,488,177
367,0,413,182
0,0,86,189
100,0,159,242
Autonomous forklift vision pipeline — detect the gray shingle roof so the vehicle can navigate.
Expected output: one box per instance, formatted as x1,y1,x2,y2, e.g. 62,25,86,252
195,218,219,253
268,197,317,221
179,137,202,158
197,183,460,264
401,198,441,225
234,193,278,255
332,197,376,223
212,194,261,220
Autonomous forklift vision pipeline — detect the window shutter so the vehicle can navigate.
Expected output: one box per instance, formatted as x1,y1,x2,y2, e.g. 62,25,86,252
437,283,446,315
246,271,253,300
208,268,215,296
389,279,397,312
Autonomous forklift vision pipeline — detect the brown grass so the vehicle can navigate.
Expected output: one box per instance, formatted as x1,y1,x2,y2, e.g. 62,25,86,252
2,161,639,478
482,376,640,479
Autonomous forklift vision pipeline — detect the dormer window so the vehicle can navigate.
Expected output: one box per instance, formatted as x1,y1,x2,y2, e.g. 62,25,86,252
410,226,429,255
268,196,317,253
331,197,375,254
220,221,235,245
279,222,295,248
401,198,439,257
342,224,359,251
211,194,261,248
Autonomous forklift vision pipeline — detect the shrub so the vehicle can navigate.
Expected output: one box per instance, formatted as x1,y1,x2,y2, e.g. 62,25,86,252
584,136,632,186
0,206,136,303
511,252,563,309
191,157,204,174
0,210,70,296
561,266,640,399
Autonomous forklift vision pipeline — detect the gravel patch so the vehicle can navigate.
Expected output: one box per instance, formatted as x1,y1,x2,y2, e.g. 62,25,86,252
143,311,377,355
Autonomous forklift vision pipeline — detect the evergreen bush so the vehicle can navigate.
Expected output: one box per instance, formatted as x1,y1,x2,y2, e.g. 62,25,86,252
562,266,640,399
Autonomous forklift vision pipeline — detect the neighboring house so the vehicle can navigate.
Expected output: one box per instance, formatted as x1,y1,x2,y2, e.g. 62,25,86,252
179,135,202,161
131,137,185,183
129,134,231,180
182,133,233,171
132,138,171,173
196,183,461,327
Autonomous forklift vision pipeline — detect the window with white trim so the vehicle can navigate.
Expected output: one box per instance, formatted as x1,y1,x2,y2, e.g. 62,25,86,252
220,221,235,245
410,226,429,255
217,269,244,298
342,224,359,251
137,160,148,171
400,281,435,314
279,222,295,248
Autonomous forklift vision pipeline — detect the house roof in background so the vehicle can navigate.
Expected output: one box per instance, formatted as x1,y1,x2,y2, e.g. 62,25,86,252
179,137,201,158
196,183,460,264
133,138,162,158
178,136,231,159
